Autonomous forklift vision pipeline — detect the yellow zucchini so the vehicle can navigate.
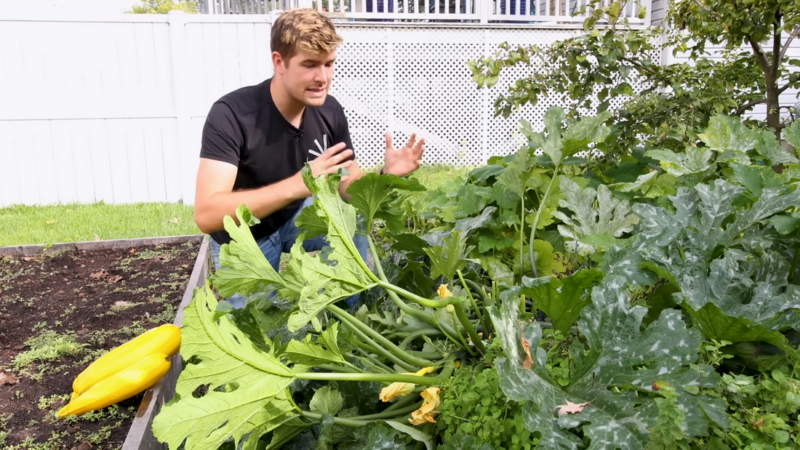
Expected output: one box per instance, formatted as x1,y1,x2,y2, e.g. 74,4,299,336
58,352,171,418
72,324,180,395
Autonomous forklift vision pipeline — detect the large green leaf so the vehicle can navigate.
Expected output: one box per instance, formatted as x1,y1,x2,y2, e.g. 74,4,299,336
423,230,473,283
212,205,289,298
347,173,425,234
284,321,346,366
284,168,379,331
152,283,295,449
698,115,758,156
644,147,715,177
553,177,639,256
632,178,800,347
754,129,799,165
489,277,719,449
519,269,605,333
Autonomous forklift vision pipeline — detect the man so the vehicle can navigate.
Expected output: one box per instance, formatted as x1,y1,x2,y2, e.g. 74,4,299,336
194,8,426,308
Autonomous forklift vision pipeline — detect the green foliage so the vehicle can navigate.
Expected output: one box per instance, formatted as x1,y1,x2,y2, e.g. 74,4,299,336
127,0,198,13
437,367,535,450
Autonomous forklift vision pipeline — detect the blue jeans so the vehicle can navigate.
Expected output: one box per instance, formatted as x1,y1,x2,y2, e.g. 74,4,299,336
209,197,369,309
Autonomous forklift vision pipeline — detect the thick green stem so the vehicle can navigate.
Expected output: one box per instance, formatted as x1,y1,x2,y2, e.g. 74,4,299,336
449,307,476,357
407,350,444,360
529,167,559,279
300,411,370,427
381,393,421,413
367,237,461,343
399,328,444,349
377,280,450,308
329,304,434,368
519,193,525,281
317,363,362,374
358,402,422,420
297,355,456,385
452,302,486,354
457,270,488,337
352,346,394,373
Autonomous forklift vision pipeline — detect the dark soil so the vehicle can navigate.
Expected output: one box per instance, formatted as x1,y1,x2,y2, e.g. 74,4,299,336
0,238,201,449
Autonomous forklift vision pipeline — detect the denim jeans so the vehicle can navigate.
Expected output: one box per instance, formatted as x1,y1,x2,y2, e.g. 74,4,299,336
209,197,369,309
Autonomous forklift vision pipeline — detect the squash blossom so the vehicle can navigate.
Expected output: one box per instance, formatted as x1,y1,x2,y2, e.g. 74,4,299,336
409,387,441,425
438,284,452,299
379,367,434,402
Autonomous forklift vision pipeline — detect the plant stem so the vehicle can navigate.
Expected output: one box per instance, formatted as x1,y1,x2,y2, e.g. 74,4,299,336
381,393,421,413
449,307,476,357
329,304,434,368
458,270,489,337
367,237,462,343
377,280,450,308
399,328,444,349
296,355,456,385
452,302,486,354
519,192,525,281
333,312,418,372
789,246,799,283
300,411,370,427
351,346,394,373
317,363,362,374
358,402,422,420
530,167,559,278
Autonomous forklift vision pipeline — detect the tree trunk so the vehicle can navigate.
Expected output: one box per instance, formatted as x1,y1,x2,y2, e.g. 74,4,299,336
765,72,782,141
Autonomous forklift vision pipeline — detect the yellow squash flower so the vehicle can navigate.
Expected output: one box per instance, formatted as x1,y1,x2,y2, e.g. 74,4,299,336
438,284,452,299
379,367,434,402
409,387,441,425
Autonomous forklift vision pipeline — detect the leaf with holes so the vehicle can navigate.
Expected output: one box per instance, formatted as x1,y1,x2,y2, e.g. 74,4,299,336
152,283,296,449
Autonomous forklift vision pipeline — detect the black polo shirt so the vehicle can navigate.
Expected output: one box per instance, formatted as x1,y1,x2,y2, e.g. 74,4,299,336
199,78,354,245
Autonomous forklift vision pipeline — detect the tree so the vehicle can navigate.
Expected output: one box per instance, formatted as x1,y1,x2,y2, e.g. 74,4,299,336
127,0,199,13
469,0,800,153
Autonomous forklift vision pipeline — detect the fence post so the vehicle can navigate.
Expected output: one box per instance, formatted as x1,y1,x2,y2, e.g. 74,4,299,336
168,11,194,205
480,0,489,24
387,28,395,141
481,28,490,162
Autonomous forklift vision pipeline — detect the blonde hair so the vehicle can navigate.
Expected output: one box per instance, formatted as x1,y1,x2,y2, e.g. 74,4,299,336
271,9,343,60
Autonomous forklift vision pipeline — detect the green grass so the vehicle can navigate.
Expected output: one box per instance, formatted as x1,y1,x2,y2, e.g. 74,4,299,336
0,165,472,247
0,202,199,247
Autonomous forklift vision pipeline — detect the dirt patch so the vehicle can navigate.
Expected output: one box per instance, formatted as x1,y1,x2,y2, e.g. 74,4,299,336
0,239,200,449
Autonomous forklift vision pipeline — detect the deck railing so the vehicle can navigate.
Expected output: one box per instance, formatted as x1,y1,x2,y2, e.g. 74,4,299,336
200,0,651,26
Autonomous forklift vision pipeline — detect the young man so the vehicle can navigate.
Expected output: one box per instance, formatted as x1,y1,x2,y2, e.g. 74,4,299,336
194,9,425,308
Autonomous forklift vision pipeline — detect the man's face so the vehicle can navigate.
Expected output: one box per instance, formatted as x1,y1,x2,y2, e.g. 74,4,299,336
274,49,336,107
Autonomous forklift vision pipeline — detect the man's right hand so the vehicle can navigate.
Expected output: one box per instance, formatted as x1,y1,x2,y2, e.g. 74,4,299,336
308,142,354,177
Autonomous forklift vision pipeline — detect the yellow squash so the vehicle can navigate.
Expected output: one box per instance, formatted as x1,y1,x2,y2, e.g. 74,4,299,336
72,324,181,395
58,352,171,418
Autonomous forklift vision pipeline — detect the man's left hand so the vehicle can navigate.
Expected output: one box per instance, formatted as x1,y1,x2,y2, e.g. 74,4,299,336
382,133,426,177
338,158,364,200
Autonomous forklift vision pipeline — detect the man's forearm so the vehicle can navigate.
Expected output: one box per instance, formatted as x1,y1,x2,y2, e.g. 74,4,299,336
195,174,309,234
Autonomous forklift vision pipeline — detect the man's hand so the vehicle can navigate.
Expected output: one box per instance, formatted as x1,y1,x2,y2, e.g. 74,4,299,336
382,133,426,177
308,142,354,177
338,158,364,200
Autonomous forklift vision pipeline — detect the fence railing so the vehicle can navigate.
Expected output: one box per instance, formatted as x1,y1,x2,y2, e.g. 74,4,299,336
200,0,650,26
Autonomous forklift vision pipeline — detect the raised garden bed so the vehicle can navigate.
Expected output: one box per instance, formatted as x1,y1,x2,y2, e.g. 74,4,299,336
0,235,209,449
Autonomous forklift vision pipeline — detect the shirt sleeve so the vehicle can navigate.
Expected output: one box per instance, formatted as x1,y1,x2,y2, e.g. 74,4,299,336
199,101,243,166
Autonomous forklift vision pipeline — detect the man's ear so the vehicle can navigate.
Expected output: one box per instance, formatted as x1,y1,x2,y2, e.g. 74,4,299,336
272,51,286,75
